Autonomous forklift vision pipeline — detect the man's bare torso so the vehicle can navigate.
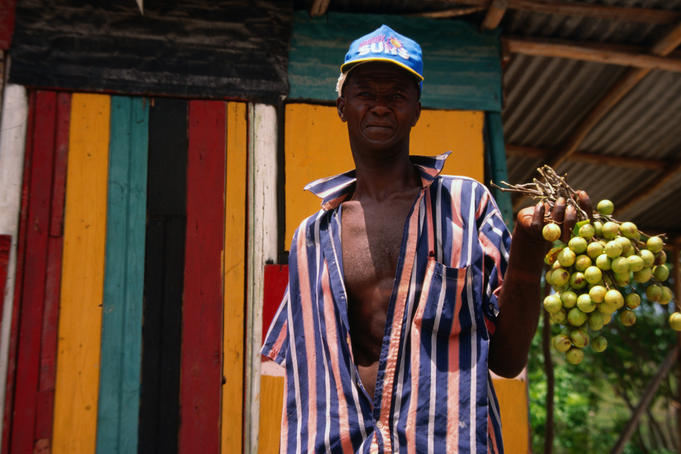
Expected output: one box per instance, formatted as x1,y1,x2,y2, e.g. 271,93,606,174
341,186,420,400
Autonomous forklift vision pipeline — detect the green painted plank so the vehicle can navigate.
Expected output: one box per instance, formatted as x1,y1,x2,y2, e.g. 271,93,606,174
288,11,502,111
96,96,149,454
485,112,513,228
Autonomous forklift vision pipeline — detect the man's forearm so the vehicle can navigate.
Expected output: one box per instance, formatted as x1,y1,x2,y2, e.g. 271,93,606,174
489,225,545,377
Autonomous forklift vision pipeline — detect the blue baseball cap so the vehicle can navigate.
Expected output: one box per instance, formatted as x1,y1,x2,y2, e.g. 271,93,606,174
340,25,424,83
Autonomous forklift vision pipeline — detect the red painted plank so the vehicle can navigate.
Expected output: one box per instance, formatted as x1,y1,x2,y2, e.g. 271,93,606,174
262,265,289,343
35,93,70,443
2,91,35,454
10,91,58,454
0,235,11,318
178,100,225,454
0,0,15,49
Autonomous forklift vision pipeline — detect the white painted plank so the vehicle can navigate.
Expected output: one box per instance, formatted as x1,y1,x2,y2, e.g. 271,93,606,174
0,84,29,448
244,103,278,454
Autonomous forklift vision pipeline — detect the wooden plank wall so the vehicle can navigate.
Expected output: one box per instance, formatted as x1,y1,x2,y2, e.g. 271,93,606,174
7,91,69,454
3,94,250,454
96,97,149,454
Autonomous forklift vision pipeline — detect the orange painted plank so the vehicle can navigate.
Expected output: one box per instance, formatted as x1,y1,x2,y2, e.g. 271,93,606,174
52,93,110,454
179,100,225,454
221,102,247,453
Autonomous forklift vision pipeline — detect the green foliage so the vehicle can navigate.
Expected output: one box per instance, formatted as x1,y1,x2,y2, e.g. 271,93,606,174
528,296,679,454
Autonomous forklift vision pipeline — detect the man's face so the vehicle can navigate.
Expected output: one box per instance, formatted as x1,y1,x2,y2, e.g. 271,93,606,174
337,62,421,153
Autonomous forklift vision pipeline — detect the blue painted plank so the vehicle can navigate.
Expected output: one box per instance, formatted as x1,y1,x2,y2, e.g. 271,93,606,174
288,11,502,111
96,96,149,454
485,112,514,227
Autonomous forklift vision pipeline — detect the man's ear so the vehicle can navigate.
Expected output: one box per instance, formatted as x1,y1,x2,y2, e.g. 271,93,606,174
336,97,347,122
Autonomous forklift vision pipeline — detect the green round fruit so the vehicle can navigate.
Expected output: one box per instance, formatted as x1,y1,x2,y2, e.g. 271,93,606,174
570,328,589,348
567,307,587,326
560,290,578,309
668,312,681,331
578,223,595,240
593,221,603,237
595,254,611,271
592,336,608,353
611,257,629,274
639,249,654,267
566,348,584,365
625,293,641,309
619,221,640,240
604,240,623,259
597,199,614,216
604,289,624,308
653,264,670,282
659,286,673,305
542,223,561,242
589,285,606,303
602,221,619,240
619,310,637,327
588,312,605,331
655,250,667,265
551,268,570,287
543,294,562,314
553,334,572,352
569,272,587,290
577,293,596,313
646,236,664,253
558,248,576,267
586,241,604,259
550,309,567,324
569,237,588,254
614,271,631,287
626,255,644,272
616,237,633,256
633,267,652,284
646,284,662,302
574,255,592,272
598,301,617,315
584,266,603,285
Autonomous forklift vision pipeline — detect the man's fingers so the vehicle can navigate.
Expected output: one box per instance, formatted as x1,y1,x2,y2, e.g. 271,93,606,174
576,190,593,221
550,197,566,224
562,205,577,243
531,202,545,233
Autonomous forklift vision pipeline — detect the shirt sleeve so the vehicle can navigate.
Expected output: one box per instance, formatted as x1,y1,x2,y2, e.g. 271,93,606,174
261,286,289,366
477,186,512,335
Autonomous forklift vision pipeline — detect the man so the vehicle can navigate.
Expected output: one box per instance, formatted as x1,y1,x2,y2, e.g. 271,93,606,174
263,25,589,453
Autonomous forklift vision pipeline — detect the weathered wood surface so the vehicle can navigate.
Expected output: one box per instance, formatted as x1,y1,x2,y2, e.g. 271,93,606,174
0,237,9,318
52,93,110,454
8,91,69,454
221,102,247,454
10,1,292,102
179,100,225,454
138,98,186,454
96,96,148,454
288,12,502,111
0,85,28,454
245,103,279,454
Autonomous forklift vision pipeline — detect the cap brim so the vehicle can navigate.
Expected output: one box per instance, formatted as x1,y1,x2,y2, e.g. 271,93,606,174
340,58,424,81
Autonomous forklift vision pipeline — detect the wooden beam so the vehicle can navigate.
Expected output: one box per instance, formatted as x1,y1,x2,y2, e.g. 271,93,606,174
309,0,330,17
482,0,509,30
617,158,681,217
545,21,681,170
412,6,486,18
452,0,681,24
504,37,681,72
506,144,667,170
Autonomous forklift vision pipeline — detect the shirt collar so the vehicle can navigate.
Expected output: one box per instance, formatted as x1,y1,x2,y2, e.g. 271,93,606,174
304,151,452,210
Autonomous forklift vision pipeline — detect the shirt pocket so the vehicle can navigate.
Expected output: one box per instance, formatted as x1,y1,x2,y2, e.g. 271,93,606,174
412,258,472,338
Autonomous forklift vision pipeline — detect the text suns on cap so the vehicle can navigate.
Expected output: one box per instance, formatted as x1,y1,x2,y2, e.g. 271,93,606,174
357,35,410,60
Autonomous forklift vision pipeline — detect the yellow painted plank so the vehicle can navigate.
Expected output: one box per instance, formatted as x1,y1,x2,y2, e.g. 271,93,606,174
284,104,484,244
221,102,247,453
257,374,285,454
493,376,530,453
52,93,110,454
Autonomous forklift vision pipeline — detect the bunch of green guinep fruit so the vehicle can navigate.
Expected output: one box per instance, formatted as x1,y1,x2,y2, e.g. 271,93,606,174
542,199,677,366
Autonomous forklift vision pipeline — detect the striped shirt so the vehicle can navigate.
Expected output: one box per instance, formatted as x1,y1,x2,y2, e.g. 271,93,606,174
262,152,511,453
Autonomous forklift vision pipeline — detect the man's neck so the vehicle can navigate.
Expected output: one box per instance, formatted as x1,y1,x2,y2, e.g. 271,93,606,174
350,150,421,202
